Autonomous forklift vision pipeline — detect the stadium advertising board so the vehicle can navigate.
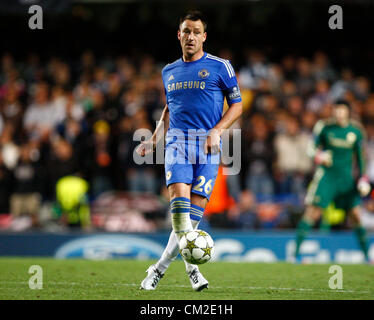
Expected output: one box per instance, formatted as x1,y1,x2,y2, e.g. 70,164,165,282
0,231,373,264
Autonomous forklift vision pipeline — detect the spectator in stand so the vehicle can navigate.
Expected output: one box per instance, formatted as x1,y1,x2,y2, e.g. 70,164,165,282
115,116,134,190
295,57,315,98
1,85,24,142
329,68,354,101
127,109,158,193
306,79,331,114
267,63,284,96
301,110,317,135
280,80,298,106
56,116,89,179
243,115,275,197
239,49,269,90
274,115,313,195
23,82,59,142
46,138,77,200
365,124,374,184
10,144,42,227
354,76,370,102
103,73,124,125
312,51,337,82
0,65,25,101
285,95,304,120
362,95,374,126
0,151,12,214
281,55,297,80
235,190,259,229
0,123,19,170
86,120,113,198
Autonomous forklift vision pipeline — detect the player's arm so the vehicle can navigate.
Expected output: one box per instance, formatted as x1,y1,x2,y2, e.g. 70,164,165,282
355,127,371,196
205,101,242,154
355,129,366,176
136,104,169,156
205,61,242,154
307,120,332,167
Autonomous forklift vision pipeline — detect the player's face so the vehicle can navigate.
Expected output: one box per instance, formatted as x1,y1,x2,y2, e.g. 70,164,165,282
333,104,349,126
178,20,206,59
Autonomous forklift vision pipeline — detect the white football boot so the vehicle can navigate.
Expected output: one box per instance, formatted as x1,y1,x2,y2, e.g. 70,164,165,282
140,265,164,290
188,268,209,291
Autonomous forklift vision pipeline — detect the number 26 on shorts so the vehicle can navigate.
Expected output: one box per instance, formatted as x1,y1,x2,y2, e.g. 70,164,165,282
193,175,213,195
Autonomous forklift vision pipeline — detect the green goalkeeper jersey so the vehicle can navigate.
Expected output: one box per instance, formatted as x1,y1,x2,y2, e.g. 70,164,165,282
312,118,366,177
305,118,366,210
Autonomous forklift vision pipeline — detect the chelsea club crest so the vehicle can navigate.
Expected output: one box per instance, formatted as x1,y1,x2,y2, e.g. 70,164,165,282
198,69,210,79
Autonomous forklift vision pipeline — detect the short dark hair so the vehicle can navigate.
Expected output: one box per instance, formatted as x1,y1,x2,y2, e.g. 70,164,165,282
334,99,351,109
179,11,207,32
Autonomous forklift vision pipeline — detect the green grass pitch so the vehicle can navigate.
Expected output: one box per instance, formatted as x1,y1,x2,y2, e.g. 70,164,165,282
0,257,373,300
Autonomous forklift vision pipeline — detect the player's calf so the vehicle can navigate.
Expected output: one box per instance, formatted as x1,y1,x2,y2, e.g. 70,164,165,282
294,206,321,259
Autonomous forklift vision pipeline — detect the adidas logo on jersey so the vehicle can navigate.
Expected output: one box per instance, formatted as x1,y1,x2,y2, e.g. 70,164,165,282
168,74,174,81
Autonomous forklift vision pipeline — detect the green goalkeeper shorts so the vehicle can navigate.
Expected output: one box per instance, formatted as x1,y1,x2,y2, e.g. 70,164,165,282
305,167,361,210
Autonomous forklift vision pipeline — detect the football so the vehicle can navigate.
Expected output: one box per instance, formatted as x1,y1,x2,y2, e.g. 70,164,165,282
179,229,215,265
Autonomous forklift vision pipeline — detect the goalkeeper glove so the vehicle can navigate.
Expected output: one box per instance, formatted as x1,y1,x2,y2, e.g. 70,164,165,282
357,176,371,197
314,150,332,167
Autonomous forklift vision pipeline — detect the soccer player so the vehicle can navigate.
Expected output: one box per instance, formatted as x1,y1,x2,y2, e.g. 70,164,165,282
294,100,371,263
136,11,242,290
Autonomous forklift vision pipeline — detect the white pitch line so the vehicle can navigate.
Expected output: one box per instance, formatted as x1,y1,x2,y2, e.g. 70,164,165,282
0,281,370,294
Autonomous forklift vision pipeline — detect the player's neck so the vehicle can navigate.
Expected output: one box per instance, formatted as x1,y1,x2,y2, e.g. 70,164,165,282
337,119,349,127
182,50,205,62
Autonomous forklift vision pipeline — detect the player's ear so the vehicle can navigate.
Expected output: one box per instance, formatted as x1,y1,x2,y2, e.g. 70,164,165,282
177,30,181,41
202,32,207,43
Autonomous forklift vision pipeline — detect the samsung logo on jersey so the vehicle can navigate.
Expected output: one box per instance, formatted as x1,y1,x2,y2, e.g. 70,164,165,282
167,81,206,92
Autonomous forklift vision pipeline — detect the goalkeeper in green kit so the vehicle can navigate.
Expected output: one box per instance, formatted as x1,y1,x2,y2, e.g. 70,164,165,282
294,100,372,263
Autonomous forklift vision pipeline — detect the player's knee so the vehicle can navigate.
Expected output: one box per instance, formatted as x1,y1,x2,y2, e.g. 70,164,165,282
168,183,191,200
305,206,322,222
349,206,361,224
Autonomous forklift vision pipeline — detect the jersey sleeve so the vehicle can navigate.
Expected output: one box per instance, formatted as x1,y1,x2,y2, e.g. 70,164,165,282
354,127,366,176
312,120,326,149
218,61,242,105
307,120,326,158
161,67,169,105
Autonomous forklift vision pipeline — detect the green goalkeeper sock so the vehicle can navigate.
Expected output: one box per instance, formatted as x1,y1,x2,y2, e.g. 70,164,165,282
295,219,313,257
354,225,369,261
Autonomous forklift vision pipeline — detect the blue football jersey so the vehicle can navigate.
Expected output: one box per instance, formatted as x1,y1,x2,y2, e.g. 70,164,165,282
162,52,242,134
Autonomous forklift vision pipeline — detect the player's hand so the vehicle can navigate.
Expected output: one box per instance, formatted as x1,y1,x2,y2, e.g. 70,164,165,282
135,139,155,156
204,129,221,154
314,150,332,167
357,176,371,197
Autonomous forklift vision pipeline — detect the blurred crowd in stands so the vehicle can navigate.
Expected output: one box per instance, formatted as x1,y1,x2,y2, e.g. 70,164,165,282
1,49,374,232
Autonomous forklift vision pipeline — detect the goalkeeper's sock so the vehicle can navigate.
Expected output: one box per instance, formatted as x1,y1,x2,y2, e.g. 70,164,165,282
170,197,193,239
354,225,369,261
295,219,313,257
